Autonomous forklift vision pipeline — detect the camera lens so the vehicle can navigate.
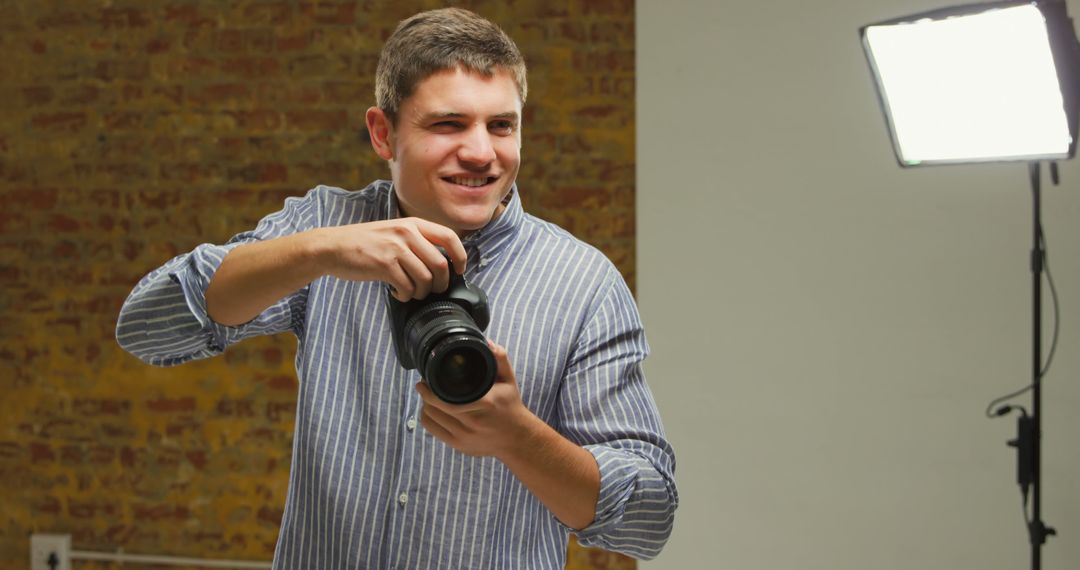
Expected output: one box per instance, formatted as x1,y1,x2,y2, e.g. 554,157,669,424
404,301,496,403
426,337,495,403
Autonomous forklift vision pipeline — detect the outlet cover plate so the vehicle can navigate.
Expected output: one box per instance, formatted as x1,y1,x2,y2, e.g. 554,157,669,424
30,534,71,570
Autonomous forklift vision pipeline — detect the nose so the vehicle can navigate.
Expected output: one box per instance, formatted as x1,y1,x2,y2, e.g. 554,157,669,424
458,125,496,168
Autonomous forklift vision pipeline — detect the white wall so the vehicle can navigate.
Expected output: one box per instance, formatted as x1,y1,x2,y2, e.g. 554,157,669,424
637,1,1080,569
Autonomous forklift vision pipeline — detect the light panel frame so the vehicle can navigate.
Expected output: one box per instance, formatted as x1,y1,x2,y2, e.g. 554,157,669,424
860,0,1080,167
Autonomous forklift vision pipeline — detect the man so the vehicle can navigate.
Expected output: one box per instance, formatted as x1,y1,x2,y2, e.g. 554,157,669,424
117,7,676,569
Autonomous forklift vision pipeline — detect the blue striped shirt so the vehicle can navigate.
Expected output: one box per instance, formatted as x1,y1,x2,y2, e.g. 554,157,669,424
116,181,677,569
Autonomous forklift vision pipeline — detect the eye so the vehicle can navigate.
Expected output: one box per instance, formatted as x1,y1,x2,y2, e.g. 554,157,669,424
489,120,516,135
430,121,463,132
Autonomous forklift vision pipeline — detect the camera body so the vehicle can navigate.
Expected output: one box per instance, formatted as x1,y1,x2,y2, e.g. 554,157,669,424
387,268,496,404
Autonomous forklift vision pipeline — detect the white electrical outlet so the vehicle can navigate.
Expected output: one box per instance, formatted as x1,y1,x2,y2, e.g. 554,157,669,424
30,534,71,570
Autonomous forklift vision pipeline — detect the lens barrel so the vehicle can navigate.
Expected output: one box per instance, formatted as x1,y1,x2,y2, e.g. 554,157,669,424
404,301,496,403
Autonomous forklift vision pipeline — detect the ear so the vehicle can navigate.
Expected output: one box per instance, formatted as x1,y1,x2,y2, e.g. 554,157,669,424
365,106,395,161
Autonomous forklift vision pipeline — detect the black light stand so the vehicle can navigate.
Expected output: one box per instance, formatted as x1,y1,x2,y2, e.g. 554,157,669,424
1018,161,1056,570
861,3,1079,565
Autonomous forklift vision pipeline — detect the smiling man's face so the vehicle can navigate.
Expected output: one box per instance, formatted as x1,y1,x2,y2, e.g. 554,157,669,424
367,66,523,236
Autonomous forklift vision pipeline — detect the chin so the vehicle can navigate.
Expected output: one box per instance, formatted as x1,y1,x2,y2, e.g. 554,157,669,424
452,217,491,233
447,208,499,234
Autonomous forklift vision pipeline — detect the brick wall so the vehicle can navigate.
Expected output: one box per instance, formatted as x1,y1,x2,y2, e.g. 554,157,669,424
0,1,635,568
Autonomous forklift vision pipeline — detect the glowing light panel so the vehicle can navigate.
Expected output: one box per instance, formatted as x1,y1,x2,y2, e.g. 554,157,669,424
864,5,1072,165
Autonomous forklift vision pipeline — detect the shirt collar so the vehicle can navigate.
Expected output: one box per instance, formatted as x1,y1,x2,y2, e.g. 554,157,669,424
384,182,524,267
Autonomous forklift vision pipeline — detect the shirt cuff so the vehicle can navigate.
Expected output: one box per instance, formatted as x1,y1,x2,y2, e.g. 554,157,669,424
561,444,641,540
168,241,248,353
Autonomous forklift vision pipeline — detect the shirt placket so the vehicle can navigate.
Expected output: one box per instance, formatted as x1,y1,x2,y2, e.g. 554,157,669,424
384,372,423,570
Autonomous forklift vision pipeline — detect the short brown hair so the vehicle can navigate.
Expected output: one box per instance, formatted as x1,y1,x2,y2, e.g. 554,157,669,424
375,8,528,124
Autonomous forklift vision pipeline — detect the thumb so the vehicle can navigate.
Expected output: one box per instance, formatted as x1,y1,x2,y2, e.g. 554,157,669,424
487,339,515,385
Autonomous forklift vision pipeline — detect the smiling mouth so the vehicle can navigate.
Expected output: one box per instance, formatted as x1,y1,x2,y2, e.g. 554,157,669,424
444,175,497,188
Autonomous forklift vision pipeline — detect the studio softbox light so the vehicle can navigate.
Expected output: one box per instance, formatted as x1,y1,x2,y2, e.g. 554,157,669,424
861,0,1080,166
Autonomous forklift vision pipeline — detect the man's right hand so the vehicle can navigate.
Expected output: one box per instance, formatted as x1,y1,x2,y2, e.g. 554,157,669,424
207,217,467,326
316,217,467,302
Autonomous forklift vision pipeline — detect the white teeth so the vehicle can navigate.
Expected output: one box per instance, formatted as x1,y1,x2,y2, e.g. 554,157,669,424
449,176,489,187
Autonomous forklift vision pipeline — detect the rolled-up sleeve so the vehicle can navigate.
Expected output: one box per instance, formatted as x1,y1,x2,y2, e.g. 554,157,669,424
116,188,323,366
558,266,678,559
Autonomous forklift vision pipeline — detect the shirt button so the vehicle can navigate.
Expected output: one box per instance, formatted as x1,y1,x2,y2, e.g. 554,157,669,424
398,493,409,506
406,418,417,431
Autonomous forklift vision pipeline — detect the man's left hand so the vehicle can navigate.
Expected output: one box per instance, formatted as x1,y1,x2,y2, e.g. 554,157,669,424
416,340,537,459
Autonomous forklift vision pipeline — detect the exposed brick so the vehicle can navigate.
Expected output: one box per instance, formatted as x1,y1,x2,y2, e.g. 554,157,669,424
51,241,78,257
257,505,283,526
134,503,191,522
215,29,246,52
555,21,588,42
221,57,281,79
299,2,357,25
285,109,349,131
243,2,293,25
263,374,297,391
29,442,55,463
160,162,223,184
99,7,150,29
119,446,140,468
255,83,323,106
186,450,208,469
265,401,293,422
0,162,31,183
589,21,634,43
73,398,132,416
22,86,54,106
572,49,635,73
36,11,91,30
70,499,119,518
217,398,256,417
287,54,351,79
105,524,137,543
58,84,99,105
146,397,197,414
0,441,21,460
31,112,88,132
164,5,209,27
322,81,366,103
2,3,635,568
228,109,283,131
0,187,59,210
580,75,634,98
94,59,151,82
262,347,283,365
0,265,21,285
167,56,217,78
35,495,62,515
48,214,81,232
276,31,313,51
227,162,288,184
582,0,634,15
146,37,172,54
97,162,152,184
103,111,145,130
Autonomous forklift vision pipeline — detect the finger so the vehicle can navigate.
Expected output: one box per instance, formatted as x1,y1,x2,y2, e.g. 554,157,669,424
415,381,459,412
417,381,488,415
417,385,471,431
411,239,451,294
396,251,433,300
415,220,467,274
422,400,469,433
420,407,456,443
386,260,415,302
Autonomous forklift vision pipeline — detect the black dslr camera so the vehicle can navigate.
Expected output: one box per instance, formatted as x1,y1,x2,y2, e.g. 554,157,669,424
387,263,496,404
